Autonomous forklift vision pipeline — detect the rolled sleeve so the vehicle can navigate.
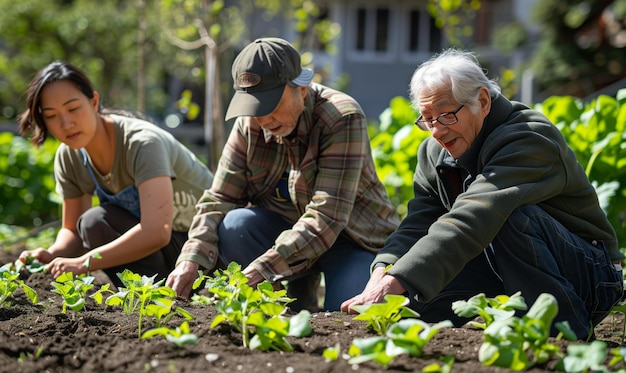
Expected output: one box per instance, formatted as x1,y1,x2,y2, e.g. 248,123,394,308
248,249,294,282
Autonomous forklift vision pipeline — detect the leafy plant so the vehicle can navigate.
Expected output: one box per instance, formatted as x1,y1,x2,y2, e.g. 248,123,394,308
51,272,112,314
0,133,60,227
369,96,427,218
105,269,194,337
194,262,312,351
557,340,608,373
141,320,199,347
349,294,420,335
451,291,527,330
322,343,341,362
347,319,453,368
423,355,456,373
478,293,577,371
0,266,38,308
536,89,626,250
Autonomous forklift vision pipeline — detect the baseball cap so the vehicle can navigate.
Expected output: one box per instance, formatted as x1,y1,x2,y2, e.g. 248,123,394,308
225,37,314,120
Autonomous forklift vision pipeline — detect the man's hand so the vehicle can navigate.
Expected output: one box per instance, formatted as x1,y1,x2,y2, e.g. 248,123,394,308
166,260,200,300
340,266,406,313
242,265,266,288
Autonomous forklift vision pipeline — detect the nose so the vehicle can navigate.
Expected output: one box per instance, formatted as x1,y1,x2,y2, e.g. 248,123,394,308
429,122,447,136
59,113,73,128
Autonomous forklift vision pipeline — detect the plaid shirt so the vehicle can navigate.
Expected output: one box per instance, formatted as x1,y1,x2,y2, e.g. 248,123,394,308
178,83,400,281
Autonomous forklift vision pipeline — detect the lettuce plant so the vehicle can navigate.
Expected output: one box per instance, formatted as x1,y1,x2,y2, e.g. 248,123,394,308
347,319,453,368
105,269,193,337
194,262,312,351
451,291,527,330
141,320,199,347
349,294,420,335
51,272,112,314
478,293,577,371
0,266,38,308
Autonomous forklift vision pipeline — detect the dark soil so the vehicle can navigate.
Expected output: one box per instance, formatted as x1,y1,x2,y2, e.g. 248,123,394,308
0,246,625,373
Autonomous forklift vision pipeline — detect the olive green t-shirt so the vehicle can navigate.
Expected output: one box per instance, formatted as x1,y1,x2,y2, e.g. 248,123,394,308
54,114,213,231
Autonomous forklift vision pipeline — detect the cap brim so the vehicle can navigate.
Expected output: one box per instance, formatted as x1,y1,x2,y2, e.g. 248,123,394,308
292,68,314,86
225,85,286,121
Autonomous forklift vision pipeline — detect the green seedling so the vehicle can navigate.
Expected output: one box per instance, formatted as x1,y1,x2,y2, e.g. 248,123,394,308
451,291,527,329
557,340,608,373
51,272,112,314
609,346,626,367
347,318,452,368
423,355,456,373
1,255,46,275
0,267,38,308
105,269,193,338
141,321,199,347
478,293,577,371
22,254,47,274
196,262,312,351
17,345,44,363
350,294,420,335
322,343,341,362
82,252,102,276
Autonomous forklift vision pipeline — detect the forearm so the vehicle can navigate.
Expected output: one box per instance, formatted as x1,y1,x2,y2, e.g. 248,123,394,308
47,227,88,258
83,223,170,270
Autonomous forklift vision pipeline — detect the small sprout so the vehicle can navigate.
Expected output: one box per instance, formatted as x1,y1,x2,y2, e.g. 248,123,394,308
51,272,111,314
105,269,194,338
350,294,420,335
195,262,311,351
82,252,102,276
141,321,199,347
323,343,341,362
451,291,527,329
0,267,38,308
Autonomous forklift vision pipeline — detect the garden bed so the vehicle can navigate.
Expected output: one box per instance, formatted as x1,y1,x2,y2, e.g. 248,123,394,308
0,246,624,373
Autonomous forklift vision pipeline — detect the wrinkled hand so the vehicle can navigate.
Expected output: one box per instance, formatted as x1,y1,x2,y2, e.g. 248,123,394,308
166,261,200,300
340,267,406,314
242,265,266,288
18,248,54,265
48,256,88,279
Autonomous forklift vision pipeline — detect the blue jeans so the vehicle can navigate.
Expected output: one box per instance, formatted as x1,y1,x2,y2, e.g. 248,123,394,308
411,204,623,340
217,207,375,311
77,204,186,288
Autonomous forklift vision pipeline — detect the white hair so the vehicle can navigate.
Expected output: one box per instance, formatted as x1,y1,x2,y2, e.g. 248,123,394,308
409,49,501,114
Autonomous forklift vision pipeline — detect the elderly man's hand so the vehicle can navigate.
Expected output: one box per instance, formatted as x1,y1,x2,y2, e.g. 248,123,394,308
242,265,266,288
166,260,200,300
340,267,406,313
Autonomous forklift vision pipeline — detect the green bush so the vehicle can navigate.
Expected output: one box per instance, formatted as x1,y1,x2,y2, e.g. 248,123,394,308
0,132,60,227
536,89,626,250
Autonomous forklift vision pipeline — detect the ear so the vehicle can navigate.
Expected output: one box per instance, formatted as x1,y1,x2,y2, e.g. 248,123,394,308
478,87,491,117
91,91,100,111
298,86,308,100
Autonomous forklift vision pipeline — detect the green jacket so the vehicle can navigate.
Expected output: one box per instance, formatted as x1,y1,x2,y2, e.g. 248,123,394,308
374,94,620,302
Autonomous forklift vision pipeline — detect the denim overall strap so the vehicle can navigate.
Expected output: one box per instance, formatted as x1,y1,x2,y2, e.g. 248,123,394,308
80,148,141,218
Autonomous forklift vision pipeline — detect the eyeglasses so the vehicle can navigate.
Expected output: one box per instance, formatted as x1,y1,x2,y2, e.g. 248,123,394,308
414,104,465,131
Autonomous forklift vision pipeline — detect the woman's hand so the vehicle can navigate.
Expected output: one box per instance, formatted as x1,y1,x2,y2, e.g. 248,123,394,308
47,256,89,278
18,248,54,265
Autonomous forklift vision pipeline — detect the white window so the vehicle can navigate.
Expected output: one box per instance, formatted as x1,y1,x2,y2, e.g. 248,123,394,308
347,4,396,62
346,2,444,62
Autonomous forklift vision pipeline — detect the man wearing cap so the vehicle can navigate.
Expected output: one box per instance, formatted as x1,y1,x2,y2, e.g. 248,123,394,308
166,37,400,311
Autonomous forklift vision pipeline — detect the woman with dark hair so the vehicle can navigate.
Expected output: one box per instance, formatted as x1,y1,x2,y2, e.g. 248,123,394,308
17,61,214,289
